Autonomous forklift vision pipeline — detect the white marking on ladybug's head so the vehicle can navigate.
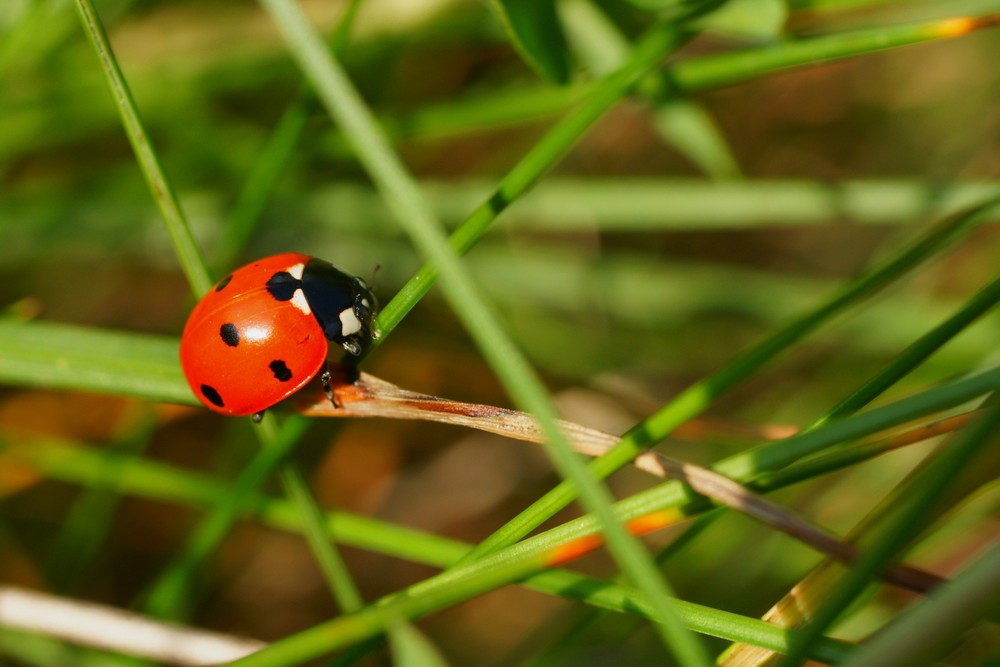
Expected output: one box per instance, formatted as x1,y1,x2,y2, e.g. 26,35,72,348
287,262,306,280
360,298,371,309
339,308,362,336
290,288,312,316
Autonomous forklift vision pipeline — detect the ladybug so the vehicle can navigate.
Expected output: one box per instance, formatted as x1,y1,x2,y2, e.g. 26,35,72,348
180,253,376,421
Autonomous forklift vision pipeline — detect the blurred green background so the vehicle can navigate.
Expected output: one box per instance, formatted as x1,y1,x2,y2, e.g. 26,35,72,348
2,0,1000,664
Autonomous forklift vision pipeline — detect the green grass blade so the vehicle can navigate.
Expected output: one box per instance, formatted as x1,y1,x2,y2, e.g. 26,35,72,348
695,0,787,40
370,17,694,345
0,320,191,404
491,0,571,84
71,0,211,296
258,0,711,662
840,536,1000,667
275,451,365,613
673,14,1000,93
815,270,1000,426
388,621,450,667
716,365,1000,482
777,403,1000,666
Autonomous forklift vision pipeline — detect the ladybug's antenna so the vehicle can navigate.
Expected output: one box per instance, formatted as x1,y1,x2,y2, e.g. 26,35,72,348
369,264,381,290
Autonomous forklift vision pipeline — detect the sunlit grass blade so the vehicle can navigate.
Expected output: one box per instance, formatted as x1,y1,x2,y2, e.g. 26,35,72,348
491,0,571,84
71,0,211,296
387,621,450,667
0,320,190,404
814,270,1000,427
673,13,1000,93
258,0,712,662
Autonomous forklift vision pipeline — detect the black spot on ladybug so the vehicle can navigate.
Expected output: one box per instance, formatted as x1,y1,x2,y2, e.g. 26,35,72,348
215,274,233,292
220,323,240,347
201,384,225,407
266,271,301,302
269,360,293,382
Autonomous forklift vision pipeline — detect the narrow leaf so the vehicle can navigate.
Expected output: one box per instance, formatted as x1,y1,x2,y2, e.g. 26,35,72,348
388,622,450,667
491,0,572,84
697,0,788,40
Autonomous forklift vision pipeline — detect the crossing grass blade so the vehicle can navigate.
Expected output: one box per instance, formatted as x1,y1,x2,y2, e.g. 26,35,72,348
257,0,713,662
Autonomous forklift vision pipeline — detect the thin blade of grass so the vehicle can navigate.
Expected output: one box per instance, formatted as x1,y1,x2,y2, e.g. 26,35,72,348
0,319,191,404
840,536,1000,667
673,14,1000,93
777,403,1000,666
815,270,1000,427
71,0,211,296
70,0,364,619
258,0,711,662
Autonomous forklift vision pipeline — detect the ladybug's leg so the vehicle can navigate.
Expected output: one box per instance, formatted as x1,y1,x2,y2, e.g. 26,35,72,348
340,338,363,356
320,369,341,408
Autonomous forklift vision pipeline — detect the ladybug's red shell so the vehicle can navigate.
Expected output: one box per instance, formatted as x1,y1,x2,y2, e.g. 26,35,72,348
180,253,328,417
